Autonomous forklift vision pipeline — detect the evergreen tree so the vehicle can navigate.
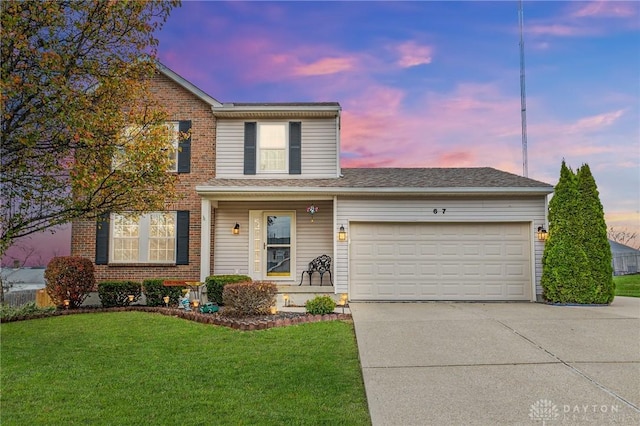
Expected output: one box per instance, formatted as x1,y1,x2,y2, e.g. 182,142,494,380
541,161,591,303
577,164,614,303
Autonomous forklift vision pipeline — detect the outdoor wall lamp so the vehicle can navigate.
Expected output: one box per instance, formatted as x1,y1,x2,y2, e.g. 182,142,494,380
232,223,240,235
537,226,548,241
338,225,347,242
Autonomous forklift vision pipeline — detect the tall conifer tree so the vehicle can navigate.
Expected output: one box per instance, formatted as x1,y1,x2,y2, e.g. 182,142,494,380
541,161,591,303
577,164,614,303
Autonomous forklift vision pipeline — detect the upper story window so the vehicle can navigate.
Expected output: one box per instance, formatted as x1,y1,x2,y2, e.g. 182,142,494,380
112,121,190,174
244,121,301,175
258,123,287,172
166,121,180,172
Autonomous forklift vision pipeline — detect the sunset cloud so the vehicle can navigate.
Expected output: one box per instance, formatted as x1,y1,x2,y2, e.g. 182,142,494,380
293,57,357,76
571,1,638,18
566,109,626,133
393,41,433,68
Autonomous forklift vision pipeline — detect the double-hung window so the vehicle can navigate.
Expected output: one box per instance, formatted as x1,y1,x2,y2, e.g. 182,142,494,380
258,123,287,172
111,212,177,263
244,122,301,175
166,121,180,172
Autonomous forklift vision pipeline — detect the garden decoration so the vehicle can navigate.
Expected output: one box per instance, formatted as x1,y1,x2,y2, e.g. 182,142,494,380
199,302,219,314
306,204,319,222
180,289,191,311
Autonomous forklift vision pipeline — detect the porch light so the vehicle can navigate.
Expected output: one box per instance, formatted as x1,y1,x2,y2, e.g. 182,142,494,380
232,223,240,235
338,225,347,242
537,226,548,241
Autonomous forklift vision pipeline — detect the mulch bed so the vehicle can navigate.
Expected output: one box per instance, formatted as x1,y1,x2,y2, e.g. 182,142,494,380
1,306,352,331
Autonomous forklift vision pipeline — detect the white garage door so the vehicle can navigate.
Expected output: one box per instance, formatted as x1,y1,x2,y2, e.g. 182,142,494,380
350,222,532,301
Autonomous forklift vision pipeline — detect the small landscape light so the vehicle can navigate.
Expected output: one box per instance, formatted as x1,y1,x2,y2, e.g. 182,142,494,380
63,299,70,309
128,294,135,303
163,296,170,307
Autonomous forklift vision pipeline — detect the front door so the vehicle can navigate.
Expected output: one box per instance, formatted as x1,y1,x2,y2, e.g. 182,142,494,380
249,211,296,281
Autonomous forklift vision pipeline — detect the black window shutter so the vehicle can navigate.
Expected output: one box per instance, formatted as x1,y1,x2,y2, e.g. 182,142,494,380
289,122,302,174
176,211,189,265
244,122,257,175
178,120,191,173
95,213,110,265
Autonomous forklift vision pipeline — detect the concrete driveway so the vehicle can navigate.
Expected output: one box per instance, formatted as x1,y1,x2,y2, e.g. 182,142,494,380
350,297,640,425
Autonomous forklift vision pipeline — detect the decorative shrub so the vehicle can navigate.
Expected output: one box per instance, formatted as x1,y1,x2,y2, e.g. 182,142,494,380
305,295,336,315
98,281,142,308
205,275,252,306
44,256,95,308
221,281,276,317
0,302,56,322
143,279,184,307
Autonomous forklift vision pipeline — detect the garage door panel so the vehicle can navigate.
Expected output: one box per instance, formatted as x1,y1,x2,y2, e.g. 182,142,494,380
350,222,532,301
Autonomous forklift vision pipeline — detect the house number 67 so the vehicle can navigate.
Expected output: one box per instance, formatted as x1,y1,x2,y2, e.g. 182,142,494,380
433,209,446,214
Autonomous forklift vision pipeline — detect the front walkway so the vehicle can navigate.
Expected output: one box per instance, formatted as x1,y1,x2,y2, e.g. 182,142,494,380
351,298,640,425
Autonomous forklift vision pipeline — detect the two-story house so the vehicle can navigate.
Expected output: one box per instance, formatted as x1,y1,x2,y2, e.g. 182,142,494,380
71,63,554,302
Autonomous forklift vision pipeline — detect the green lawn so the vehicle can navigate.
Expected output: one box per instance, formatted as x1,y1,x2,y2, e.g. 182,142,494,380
614,274,640,297
1,312,371,425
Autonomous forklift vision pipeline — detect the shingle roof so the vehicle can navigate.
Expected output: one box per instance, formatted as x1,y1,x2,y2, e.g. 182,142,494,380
198,168,553,195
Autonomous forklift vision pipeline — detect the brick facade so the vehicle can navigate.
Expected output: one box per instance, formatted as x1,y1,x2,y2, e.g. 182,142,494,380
70,72,215,283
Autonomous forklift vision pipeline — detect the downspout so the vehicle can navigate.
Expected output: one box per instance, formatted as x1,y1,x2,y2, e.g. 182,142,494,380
336,110,341,177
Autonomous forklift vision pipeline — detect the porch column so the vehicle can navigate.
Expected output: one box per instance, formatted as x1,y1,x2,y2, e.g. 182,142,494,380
200,198,211,281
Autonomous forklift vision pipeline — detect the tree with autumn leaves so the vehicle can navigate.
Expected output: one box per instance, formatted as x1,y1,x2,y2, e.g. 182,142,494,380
0,0,181,302
541,161,614,304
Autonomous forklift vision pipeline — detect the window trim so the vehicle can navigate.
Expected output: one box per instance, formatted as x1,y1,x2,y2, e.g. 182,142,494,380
109,212,178,264
257,122,289,173
166,121,180,173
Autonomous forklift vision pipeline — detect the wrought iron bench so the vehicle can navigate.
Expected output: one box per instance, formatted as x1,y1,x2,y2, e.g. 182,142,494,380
299,254,333,286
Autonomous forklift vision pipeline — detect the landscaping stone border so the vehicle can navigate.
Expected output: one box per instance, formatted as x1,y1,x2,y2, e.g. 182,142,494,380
0,306,352,330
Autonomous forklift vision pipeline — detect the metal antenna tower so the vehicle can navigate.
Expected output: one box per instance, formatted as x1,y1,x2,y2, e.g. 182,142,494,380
519,0,529,177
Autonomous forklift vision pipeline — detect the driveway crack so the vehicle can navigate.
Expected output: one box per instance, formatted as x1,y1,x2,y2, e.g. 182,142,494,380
494,318,640,413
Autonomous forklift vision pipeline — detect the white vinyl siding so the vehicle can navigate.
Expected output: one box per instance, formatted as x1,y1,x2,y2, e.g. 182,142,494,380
216,118,338,178
335,197,547,298
213,201,333,282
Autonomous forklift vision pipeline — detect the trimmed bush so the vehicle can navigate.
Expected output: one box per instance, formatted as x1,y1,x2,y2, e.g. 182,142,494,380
221,281,276,317
98,281,142,308
205,275,252,306
305,295,336,315
44,256,95,308
143,279,184,307
1,302,56,322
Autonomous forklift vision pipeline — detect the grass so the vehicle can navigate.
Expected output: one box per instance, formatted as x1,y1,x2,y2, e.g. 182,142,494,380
1,312,371,425
614,274,640,297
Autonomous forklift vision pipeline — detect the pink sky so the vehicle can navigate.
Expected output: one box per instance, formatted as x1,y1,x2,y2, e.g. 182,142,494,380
5,1,639,266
